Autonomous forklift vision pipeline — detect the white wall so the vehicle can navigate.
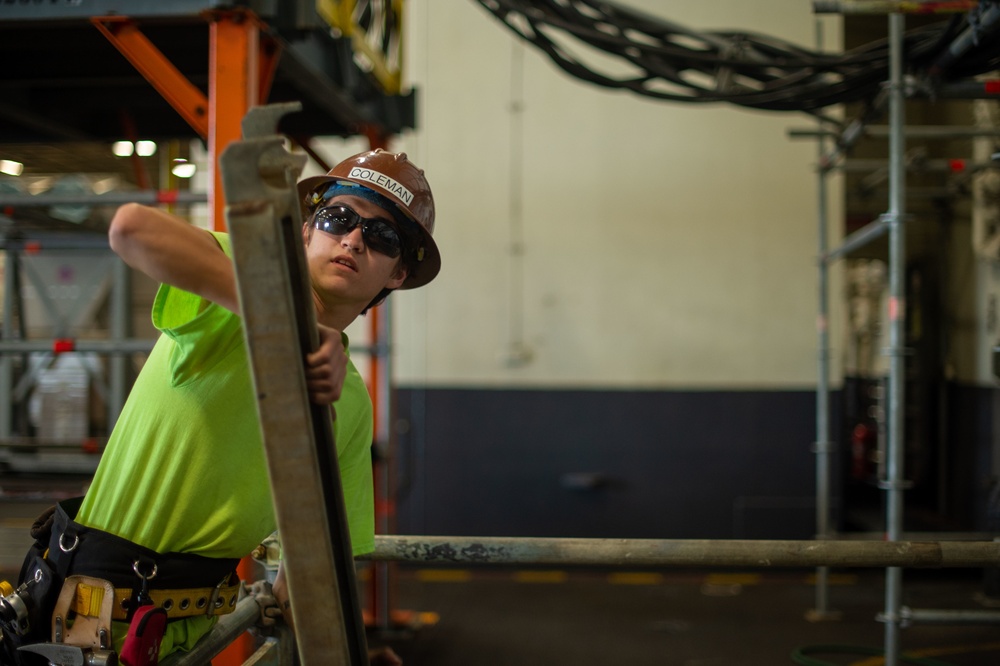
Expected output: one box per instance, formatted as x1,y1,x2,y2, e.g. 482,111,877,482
346,1,845,389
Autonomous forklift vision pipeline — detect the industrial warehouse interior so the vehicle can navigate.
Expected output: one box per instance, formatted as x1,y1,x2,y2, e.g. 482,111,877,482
2,1,1000,665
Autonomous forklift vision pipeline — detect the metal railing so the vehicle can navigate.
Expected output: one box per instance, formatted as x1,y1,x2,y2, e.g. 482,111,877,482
163,534,1000,665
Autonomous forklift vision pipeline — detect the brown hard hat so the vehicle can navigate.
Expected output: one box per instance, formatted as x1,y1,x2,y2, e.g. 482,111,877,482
298,149,440,289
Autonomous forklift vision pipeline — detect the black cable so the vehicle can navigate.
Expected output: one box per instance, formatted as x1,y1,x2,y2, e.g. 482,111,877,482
473,0,1000,112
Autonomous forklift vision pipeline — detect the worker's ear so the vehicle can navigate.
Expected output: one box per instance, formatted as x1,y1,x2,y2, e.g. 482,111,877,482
302,221,313,245
386,264,408,290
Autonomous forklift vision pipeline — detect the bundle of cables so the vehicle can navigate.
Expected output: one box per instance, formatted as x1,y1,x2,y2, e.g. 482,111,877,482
473,0,1000,114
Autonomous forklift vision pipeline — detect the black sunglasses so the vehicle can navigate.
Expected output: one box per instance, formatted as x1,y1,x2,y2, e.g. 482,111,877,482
311,205,403,258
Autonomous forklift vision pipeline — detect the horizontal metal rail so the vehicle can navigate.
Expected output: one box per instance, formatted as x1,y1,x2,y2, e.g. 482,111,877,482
0,236,111,250
364,535,1000,569
0,436,106,451
0,191,207,207
814,1,978,14
0,339,156,354
791,126,1000,140
840,158,996,173
156,536,1000,665
901,607,1000,625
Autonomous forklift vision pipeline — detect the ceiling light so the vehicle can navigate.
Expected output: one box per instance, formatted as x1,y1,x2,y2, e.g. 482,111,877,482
0,159,24,176
93,176,119,195
135,140,157,157
27,177,53,195
171,159,196,178
112,141,134,157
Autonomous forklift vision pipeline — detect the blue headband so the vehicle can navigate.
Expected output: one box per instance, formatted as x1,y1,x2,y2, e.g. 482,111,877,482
311,182,411,229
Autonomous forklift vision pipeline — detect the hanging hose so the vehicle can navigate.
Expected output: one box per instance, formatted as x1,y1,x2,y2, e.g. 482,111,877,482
791,644,956,666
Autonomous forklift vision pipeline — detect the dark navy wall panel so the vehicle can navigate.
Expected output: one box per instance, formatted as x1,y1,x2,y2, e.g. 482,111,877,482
947,384,996,531
393,388,829,540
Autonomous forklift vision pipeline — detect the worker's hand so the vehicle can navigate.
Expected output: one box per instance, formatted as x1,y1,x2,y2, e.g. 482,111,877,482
305,324,348,404
248,580,282,628
272,564,296,635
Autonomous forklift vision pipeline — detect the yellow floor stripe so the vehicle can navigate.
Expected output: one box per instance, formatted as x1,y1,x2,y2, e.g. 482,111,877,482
805,572,858,586
851,641,1000,666
704,573,761,586
608,572,664,586
513,571,568,584
417,611,441,626
416,570,472,583
407,569,862,588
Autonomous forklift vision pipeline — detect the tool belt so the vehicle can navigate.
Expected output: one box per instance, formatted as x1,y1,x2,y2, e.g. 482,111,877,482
45,497,242,621
2,497,242,666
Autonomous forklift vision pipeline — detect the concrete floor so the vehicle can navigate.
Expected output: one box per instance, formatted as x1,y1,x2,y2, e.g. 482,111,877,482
3,485,999,666
373,567,1000,666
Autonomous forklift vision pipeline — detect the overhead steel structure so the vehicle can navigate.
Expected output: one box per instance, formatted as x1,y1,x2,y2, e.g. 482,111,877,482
0,1,411,661
0,0,413,227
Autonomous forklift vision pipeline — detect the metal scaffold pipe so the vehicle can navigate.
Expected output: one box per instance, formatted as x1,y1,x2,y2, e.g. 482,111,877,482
823,214,891,262
813,14,835,617
901,607,1000,625
0,340,155,353
883,13,908,665
813,1,978,14
0,190,207,207
365,536,1000,569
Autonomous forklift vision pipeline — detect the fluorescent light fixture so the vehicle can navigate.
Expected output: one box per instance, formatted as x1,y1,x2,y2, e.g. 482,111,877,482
135,140,157,157
27,177,53,195
0,159,24,176
112,141,134,157
171,159,196,178
92,176,119,195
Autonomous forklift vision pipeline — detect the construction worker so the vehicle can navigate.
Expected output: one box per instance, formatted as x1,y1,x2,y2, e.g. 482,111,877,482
3,149,439,665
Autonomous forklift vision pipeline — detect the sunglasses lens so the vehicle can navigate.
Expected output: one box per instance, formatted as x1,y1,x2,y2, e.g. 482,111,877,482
366,221,402,258
313,206,402,258
314,207,352,235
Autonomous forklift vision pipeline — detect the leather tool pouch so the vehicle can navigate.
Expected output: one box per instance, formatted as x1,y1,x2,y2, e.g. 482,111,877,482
51,575,115,651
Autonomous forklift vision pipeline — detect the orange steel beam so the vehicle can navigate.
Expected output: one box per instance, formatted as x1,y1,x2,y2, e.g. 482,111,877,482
208,10,262,232
364,130,397,634
94,12,281,231
208,16,259,666
92,17,210,139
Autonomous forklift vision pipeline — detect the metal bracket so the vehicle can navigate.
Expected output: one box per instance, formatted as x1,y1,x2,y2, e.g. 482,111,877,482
220,102,368,666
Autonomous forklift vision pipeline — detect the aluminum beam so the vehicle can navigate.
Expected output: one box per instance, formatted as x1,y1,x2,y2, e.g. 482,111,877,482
0,1,263,20
221,104,368,666
364,535,1000,569
0,192,207,207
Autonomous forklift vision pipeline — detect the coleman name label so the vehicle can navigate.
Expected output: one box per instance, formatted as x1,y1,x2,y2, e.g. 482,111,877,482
349,167,414,206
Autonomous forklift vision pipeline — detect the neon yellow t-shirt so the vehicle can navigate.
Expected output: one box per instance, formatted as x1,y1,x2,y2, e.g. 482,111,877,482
76,231,374,655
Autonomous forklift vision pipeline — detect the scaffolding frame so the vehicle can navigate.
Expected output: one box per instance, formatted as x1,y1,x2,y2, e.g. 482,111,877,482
805,8,1000,665
0,231,157,471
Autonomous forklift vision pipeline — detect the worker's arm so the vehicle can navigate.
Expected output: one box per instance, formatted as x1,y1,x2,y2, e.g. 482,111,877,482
110,204,348,403
108,203,240,313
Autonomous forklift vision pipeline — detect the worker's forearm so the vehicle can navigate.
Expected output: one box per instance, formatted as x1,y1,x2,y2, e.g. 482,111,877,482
109,203,240,313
